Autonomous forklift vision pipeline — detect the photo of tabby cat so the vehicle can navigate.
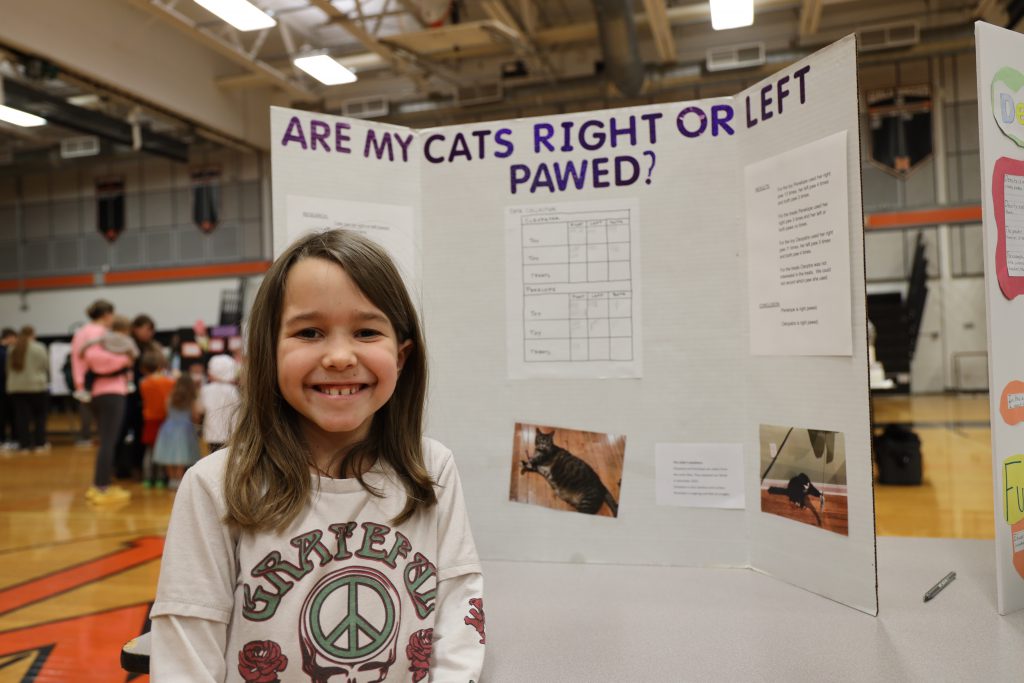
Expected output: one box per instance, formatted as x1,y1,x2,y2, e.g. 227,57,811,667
510,423,624,518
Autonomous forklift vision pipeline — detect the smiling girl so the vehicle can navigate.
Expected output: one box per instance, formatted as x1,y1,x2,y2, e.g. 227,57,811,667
151,229,484,682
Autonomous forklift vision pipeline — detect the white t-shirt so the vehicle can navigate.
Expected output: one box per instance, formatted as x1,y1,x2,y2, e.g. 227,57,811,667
151,439,484,682
197,382,240,445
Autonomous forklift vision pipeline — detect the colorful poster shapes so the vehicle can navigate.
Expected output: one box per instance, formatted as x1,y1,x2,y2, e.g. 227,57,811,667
1003,455,1024,579
992,156,1024,299
999,380,1024,425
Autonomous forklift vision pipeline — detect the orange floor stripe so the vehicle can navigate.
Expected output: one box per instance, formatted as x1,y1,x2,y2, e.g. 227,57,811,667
0,537,164,617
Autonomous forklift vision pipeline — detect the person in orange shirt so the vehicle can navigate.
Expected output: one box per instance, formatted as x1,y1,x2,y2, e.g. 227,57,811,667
139,350,175,489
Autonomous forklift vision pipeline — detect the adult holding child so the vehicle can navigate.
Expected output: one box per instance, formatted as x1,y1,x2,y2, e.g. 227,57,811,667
72,299,133,505
5,326,50,453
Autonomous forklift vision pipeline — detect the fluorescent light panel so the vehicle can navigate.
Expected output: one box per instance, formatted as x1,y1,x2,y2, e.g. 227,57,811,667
193,0,276,31
293,55,358,86
0,104,46,127
710,0,754,30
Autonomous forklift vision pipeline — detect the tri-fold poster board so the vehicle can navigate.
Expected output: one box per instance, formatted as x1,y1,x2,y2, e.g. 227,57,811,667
977,20,1024,616
271,35,879,615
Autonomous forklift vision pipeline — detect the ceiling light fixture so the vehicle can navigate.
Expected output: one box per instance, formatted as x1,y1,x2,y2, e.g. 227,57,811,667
0,104,46,127
710,0,754,30
193,0,276,31
293,55,358,86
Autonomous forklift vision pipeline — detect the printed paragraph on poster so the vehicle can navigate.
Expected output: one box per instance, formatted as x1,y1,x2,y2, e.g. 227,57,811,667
745,131,853,356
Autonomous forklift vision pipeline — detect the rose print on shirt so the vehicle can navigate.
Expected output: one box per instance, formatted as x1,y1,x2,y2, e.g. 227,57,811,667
406,628,433,682
464,597,485,644
238,639,289,683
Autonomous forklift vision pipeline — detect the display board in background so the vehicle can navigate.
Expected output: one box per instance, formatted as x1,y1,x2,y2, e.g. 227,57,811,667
976,20,1024,615
271,36,876,614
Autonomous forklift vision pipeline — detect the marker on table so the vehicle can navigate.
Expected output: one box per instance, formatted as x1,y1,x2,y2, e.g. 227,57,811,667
923,571,956,602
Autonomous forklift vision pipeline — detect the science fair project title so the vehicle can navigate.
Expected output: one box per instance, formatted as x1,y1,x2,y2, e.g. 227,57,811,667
278,65,811,195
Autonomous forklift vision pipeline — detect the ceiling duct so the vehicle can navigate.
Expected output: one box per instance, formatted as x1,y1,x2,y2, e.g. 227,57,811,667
857,22,920,52
591,0,645,97
706,42,766,72
456,82,503,107
342,96,390,120
2,79,189,163
60,135,102,159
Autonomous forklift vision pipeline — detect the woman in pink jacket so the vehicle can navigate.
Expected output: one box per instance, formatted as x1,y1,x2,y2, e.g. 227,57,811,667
75,300,135,505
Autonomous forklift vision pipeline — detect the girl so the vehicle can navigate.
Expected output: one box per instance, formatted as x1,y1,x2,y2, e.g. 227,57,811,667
151,230,484,682
152,374,200,490
138,350,175,488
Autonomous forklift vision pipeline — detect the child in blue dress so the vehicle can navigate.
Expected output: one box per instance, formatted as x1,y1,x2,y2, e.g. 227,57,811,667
152,374,200,489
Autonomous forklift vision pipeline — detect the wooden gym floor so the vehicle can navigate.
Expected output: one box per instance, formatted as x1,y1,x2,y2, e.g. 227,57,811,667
0,393,995,682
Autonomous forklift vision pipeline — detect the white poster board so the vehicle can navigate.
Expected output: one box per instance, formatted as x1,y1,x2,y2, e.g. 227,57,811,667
271,35,875,614
976,20,1024,615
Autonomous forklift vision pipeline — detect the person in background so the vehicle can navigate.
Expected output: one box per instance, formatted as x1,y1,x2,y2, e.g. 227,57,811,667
115,314,161,480
166,333,182,376
5,326,50,454
64,323,94,449
187,360,206,388
70,299,115,402
82,315,135,506
195,354,240,454
138,350,175,489
152,373,200,490
0,327,17,450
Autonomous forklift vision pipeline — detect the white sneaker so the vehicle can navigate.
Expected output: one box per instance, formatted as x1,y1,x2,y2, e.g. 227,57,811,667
33,443,51,454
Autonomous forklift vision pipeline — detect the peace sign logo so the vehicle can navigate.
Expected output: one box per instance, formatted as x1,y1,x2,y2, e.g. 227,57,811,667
300,566,401,664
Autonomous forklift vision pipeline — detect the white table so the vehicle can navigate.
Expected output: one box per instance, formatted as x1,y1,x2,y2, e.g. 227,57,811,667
480,537,1024,681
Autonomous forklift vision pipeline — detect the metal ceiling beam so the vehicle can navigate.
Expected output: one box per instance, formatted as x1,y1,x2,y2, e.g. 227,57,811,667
481,0,557,81
123,0,315,100
376,31,976,128
393,0,428,28
3,78,189,162
307,0,437,88
798,0,824,37
642,0,678,64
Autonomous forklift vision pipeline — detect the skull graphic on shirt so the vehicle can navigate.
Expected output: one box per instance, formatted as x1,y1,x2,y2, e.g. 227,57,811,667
298,566,401,682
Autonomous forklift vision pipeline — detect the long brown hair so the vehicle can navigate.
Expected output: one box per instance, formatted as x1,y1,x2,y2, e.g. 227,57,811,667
169,373,198,410
9,326,34,372
225,229,433,531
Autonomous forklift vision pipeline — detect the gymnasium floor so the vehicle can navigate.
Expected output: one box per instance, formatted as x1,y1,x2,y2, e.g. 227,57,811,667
0,393,995,682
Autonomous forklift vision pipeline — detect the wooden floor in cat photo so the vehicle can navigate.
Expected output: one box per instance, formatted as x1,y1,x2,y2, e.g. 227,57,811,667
760,483,850,535
511,422,624,518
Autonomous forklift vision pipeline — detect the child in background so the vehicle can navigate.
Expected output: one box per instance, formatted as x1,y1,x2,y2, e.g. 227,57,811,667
152,374,200,490
187,361,206,388
151,229,484,681
195,354,240,454
138,350,175,489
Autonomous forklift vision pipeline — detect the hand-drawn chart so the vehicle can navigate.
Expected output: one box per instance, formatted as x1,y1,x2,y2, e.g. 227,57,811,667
505,199,642,379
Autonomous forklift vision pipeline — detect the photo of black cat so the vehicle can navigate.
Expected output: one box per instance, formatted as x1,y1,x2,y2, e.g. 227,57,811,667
767,472,824,526
511,424,624,518
759,423,848,535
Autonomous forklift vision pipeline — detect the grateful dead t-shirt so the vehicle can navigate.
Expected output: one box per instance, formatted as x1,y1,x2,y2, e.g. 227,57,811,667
151,439,485,682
